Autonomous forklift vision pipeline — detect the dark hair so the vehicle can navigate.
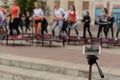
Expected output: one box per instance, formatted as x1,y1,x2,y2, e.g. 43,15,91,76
71,5,76,12
103,8,108,14
86,11,89,16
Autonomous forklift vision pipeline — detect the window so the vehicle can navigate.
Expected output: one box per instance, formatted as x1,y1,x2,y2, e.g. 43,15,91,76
68,1,74,9
95,8,102,18
54,0,60,4
113,8,120,26
82,1,89,11
42,1,47,8
95,8,102,25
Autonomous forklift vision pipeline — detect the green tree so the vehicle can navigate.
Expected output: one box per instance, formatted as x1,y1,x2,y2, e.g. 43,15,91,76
17,0,43,14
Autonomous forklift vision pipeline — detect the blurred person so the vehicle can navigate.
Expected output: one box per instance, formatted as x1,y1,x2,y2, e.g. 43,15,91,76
25,11,31,33
97,8,109,39
33,2,44,35
9,0,21,39
41,16,48,36
115,19,120,40
19,13,25,33
81,11,92,39
107,12,114,39
67,5,80,39
51,2,67,39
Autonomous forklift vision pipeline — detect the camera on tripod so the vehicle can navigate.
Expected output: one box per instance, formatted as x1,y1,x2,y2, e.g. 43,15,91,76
83,45,104,80
83,45,101,56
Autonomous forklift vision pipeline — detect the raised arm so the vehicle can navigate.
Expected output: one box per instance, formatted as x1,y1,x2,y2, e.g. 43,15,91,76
61,8,67,20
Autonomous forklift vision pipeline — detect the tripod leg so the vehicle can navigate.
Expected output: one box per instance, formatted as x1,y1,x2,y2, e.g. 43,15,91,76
89,65,92,80
96,62,104,78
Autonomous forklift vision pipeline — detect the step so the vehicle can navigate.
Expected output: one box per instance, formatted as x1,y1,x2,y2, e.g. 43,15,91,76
0,65,91,80
0,54,92,78
0,78,12,80
0,53,119,80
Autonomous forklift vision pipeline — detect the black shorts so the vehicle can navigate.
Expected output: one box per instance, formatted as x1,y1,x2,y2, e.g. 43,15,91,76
35,20,42,24
41,18,48,29
68,22,76,26
62,21,68,30
10,18,20,29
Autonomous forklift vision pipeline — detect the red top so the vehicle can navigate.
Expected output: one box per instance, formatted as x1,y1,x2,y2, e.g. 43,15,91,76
10,6,19,18
69,11,76,22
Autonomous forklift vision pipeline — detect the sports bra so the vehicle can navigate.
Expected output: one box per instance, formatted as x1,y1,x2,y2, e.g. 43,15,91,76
69,11,76,22
10,6,19,18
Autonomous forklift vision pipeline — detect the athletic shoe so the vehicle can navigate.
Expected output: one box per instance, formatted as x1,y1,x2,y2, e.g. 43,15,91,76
66,36,69,40
115,38,118,41
8,36,13,40
104,39,109,42
17,35,23,39
77,36,80,40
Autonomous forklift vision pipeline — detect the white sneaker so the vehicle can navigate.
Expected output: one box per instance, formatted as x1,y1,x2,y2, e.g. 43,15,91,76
115,38,118,41
77,36,80,40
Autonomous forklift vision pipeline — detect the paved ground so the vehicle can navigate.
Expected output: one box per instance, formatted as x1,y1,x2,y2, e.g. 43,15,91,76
0,44,120,69
0,24,120,70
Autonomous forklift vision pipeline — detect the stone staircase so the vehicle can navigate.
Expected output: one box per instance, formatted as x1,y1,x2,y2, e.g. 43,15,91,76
0,65,90,80
0,53,119,80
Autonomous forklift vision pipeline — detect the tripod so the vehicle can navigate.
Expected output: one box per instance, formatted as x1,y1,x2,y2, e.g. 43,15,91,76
87,55,104,80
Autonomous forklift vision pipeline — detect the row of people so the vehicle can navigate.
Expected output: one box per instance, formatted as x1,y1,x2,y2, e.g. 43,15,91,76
52,2,88,39
0,0,48,39
51,2,118,40
0,0,120,41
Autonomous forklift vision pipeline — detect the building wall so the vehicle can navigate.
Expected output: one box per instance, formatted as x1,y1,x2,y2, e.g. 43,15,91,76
45,0,120,24
1,0,120,24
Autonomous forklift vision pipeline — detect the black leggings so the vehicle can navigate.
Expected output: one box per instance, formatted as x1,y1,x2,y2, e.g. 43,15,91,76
83,24,92,38
9,18,20,36
41,19,48,35
108,25,114,38
97,25,108,39
41,27,48,35
62,21,68,35
25,22,31,32
68,22,79,37
116,29,119,38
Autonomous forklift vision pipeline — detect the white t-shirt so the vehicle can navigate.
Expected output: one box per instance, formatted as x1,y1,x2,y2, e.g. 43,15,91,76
54,8,67,19
33,8,44,18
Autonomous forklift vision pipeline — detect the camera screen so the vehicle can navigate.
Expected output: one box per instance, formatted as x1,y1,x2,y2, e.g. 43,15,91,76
83,45,101,55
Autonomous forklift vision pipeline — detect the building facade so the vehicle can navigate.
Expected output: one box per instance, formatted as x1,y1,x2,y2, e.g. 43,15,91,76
44,0,120,24
1,0,120,24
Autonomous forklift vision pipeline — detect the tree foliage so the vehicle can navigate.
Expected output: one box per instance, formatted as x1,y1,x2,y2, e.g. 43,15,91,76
17,0,43,14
